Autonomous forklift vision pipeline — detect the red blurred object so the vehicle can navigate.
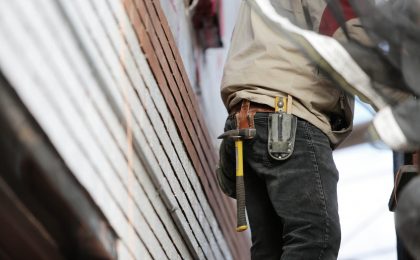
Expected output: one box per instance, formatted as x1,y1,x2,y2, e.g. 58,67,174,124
192,0,223,49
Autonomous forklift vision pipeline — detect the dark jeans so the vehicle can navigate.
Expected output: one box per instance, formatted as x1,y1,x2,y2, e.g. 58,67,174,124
221,113,341,260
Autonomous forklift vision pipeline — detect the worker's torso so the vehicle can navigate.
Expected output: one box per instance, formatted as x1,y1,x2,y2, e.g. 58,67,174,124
221,0,366,147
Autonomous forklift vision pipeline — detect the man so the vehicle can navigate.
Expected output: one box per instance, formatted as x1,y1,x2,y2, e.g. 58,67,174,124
218,0,370,259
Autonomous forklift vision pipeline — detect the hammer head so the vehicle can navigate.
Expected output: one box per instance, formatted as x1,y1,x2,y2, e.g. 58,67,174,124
217,128,257,140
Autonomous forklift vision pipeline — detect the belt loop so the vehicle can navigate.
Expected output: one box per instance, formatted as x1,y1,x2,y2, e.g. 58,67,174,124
287,95,293,114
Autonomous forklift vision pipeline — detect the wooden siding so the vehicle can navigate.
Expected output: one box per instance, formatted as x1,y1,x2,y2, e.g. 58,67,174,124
124,0,250,259
0,0,250,259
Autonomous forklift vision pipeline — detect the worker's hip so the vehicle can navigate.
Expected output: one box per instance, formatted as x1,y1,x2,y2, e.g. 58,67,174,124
220,112,341,259
217,112,337,197
221,112,334,170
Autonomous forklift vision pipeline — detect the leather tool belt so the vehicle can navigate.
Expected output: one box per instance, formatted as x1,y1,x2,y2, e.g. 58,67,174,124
230,98,297,161
230,100,274,131
229,100,274,117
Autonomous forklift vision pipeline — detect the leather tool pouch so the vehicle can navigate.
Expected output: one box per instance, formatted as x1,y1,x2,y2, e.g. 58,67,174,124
268,112,297,160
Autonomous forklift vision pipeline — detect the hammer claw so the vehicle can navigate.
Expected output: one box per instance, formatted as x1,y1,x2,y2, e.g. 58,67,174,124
218,128,257,140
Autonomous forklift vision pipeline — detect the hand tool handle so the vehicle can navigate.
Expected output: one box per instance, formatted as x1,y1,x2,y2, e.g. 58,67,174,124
235,140,248,232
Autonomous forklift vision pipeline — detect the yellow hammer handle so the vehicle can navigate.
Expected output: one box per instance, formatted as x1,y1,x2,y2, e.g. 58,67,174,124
235,140,247,232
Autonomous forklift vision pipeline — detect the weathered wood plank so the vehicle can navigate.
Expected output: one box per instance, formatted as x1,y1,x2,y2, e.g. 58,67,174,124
36,0,197,255
0,0,247,258
98,0,229,256
134,0,221,206
16,1,173,258
51,0,205,258
139,0,238,236
61,4,198,260
126,1,248,258
117,242,134,260
104,2,232,259
148,0,218,166
128,0,234,235
116,3,234,258
108,3,238,260
48,1,185,256
0,31,145,260
149,4,245,243
0,1,166,258
72,1,220,258
149,3,243,238
0,12,153,260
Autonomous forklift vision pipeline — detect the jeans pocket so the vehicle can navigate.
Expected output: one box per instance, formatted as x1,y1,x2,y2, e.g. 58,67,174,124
248,116,273,168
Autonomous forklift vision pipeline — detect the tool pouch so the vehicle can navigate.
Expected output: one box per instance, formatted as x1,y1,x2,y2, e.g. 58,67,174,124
268,112,297,160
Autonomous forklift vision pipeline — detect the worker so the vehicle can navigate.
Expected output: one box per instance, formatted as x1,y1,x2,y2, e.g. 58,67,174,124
217,0,370,259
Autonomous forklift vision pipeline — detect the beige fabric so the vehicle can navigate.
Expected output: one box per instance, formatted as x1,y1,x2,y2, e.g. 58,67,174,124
332,18,373,45
221,0,371,148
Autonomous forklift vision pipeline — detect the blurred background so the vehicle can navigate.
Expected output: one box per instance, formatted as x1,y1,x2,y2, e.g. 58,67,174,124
335,102,396,260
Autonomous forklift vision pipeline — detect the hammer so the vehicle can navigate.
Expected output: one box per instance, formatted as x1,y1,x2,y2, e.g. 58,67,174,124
218,128,256,232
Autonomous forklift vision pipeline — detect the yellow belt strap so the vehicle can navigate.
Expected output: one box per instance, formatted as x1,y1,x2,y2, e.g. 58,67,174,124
275,95,293,113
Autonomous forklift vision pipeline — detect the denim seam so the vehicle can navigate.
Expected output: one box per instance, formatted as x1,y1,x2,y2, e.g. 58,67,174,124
303,122,330,260
261,118,272,168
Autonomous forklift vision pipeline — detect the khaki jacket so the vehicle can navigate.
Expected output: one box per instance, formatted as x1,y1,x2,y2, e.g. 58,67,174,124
221,0,370,148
